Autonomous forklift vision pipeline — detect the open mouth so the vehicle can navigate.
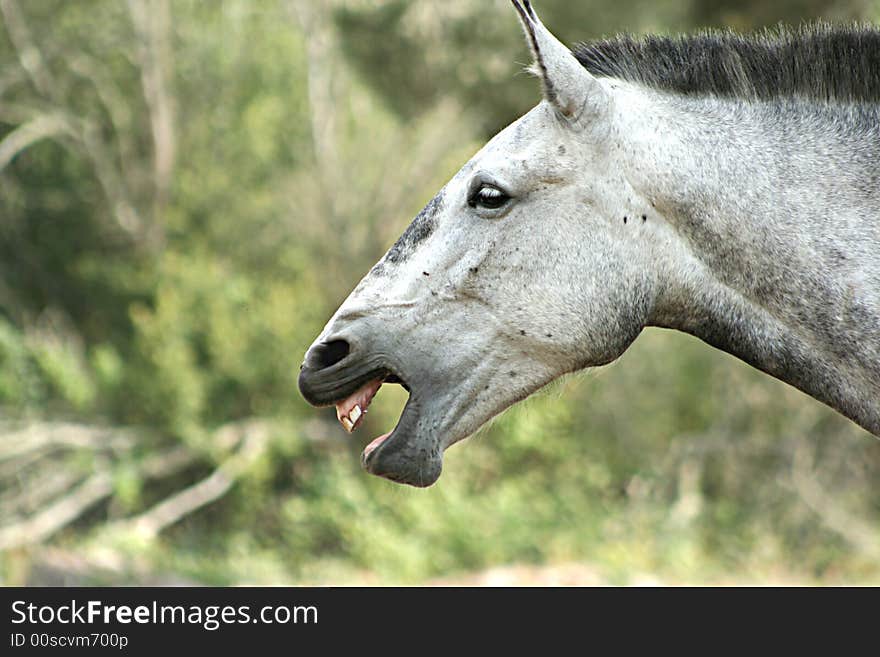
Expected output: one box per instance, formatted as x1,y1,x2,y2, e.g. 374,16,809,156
299,351,442,487
333,371,411,463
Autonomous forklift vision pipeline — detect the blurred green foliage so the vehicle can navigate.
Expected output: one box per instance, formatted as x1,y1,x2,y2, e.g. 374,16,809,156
0,0,878,585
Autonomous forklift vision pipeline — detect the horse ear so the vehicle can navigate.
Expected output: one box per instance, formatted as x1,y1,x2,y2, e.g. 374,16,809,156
510,1,610,123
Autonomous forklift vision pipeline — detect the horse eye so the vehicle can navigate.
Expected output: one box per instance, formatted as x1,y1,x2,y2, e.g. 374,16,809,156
470,184,509,210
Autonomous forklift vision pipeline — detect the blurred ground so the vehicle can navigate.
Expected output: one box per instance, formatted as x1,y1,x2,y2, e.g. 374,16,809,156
17,546,880,586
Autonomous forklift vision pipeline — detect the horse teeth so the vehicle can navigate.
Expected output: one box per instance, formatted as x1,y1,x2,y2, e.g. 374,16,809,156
341,416,354,432
350,405,362,425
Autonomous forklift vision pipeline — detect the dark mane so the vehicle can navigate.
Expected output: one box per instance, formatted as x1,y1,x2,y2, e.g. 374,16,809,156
574,24,880,103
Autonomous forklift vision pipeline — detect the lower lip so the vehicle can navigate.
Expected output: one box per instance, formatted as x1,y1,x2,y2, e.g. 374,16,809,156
364,431,392,458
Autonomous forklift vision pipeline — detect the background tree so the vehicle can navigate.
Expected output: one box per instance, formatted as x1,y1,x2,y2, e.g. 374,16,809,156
0,0,878,585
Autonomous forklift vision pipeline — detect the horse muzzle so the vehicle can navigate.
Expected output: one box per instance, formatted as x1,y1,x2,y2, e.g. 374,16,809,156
298,334,444,487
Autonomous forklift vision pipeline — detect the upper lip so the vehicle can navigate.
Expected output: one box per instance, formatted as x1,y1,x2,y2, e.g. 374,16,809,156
298,351,401,408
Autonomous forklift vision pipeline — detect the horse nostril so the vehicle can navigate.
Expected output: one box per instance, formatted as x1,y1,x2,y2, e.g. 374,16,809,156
308,339,351,370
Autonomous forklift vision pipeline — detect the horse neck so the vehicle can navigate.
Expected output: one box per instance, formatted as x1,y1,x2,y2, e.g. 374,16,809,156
610,84,880,434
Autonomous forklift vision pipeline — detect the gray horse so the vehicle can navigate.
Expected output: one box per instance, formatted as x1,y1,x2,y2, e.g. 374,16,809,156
299,0,880,487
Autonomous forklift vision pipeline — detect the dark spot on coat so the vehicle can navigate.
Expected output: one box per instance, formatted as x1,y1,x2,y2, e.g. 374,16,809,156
519,330,526,336
623,216,628,224
422,271,430,276
509,371,517,377
557,144,566,155
642,214,647,222
385,192,444,264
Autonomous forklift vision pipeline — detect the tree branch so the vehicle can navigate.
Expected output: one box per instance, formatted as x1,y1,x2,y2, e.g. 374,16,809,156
126,0,175,241
118,420,271,539
0,470,113,551
789,441,880,558
0,0,56,99
65,54,139,184
0,421,137,461
0,113,70,171
0,419,273,551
